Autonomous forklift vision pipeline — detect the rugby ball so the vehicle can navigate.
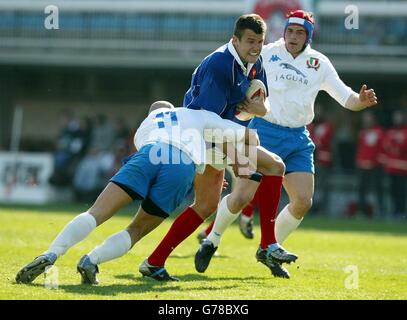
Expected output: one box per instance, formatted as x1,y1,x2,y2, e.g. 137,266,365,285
235,79,266,121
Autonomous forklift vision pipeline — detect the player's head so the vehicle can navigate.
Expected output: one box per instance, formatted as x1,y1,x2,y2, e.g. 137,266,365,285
232,14,267,64
284,10,314,55
148,101,175,114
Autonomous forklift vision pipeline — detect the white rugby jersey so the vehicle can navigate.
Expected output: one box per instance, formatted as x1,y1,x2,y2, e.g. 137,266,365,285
261,38,354,128
134,108,246,173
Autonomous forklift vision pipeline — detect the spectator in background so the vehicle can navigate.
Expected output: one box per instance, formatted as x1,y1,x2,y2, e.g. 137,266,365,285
108,141,129,178
73,114,134,202
113,117,134,155
49,111,90,187
335,113,358,171
355,111,385,217
73,114,120,202
308,104,334,214
89,114,115,152
72,147,112,202
381,110,407,218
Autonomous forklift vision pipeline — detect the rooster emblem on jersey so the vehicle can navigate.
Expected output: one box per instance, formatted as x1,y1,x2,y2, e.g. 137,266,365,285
249,66,257,79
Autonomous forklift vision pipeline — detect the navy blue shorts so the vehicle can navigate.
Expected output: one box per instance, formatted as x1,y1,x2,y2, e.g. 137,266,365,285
248,117,315,174
110,143,195,216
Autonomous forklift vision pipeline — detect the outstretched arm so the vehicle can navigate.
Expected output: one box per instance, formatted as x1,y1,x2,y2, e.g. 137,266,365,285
345,84,378,111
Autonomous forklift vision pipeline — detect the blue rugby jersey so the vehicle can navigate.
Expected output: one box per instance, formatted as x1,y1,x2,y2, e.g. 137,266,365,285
183,40,268,124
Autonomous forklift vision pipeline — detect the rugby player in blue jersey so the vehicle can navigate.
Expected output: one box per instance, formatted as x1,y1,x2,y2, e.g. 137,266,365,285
141,14,296,281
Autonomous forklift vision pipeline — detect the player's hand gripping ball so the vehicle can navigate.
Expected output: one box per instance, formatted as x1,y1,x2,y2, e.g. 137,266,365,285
235,79,266,121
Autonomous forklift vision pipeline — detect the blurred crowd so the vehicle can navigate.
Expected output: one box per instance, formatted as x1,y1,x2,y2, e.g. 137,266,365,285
309,105,407,219
49,111,135,202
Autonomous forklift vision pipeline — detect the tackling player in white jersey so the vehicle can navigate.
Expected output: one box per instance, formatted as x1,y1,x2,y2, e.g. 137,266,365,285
195,10,378,278
15,101,256,284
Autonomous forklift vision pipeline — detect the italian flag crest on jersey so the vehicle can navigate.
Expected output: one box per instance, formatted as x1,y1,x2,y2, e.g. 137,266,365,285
307,57,320,70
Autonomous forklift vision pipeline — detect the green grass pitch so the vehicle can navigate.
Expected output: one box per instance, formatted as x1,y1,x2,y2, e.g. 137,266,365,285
1,204,406,300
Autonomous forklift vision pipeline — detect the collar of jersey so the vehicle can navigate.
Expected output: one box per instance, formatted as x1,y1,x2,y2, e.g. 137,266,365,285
227,40,254,76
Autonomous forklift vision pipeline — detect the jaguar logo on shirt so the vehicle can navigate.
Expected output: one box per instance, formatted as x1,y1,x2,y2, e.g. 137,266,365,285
279,63,307,77
306,57,320,71
276,63,308,85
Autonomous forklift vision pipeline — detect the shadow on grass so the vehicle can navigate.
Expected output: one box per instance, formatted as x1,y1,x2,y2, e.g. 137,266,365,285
171,253,230,260
113,273,263,283
114,274,138,281
57,274,241,295
12,274,267,296
58,283,183,296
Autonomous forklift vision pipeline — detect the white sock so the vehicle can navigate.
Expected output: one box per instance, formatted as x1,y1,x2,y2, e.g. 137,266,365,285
207,195,240,247
275,205,303,244
46,212,96,257
240,214,252,224
88,230,132,265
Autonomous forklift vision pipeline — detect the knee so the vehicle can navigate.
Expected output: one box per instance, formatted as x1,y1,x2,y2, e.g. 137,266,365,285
192,199,220,218
293,196,313,214
263,157,285,176
87,209,104,226
274,159,286,176
229,192,254,212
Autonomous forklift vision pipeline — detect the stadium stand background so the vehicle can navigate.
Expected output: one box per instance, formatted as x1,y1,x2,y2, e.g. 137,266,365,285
0,0,406,216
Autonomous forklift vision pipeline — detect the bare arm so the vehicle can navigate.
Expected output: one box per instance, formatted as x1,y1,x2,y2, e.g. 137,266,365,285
344,84,378,111
244,128,260,146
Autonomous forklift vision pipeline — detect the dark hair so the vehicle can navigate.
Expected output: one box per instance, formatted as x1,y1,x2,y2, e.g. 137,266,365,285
233,14,267,39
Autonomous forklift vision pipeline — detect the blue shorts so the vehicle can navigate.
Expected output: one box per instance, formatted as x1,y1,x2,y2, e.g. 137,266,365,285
110,143,196,217
248,117,315,174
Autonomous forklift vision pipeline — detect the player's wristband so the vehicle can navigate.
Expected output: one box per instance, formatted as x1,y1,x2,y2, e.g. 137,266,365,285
249,172,263,182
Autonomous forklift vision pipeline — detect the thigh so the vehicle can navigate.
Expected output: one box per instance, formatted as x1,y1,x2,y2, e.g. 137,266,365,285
283,172,314,202
126,207,166,245
89,182,134,226
192,165,225,218
255,145,285,176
